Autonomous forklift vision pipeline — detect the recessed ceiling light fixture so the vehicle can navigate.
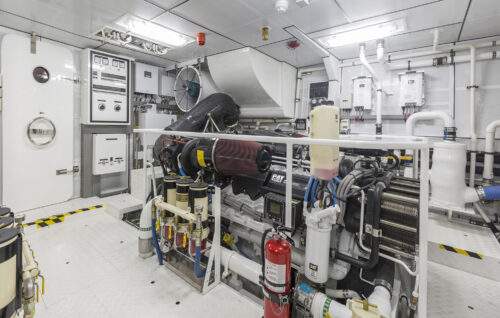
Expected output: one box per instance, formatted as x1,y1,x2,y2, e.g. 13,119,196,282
114,14,195,48
317,18,406,48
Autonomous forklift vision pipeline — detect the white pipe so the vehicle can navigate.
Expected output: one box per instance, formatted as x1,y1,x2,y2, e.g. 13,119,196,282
139,198,155,240
368,286,392,318
155,200,196,222
311,292,352,318
359,44,377,80
133,129,428,150
483,120,500,181
376,82,383,130
325,289,360,300
220,247,261,285
340,38,500,68
405,111,454,136
406,111,454,177
387,51,497,71
469,46,478,187
432,29,440,52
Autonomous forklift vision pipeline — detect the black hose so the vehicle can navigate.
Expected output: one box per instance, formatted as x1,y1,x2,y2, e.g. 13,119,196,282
336,181,385,270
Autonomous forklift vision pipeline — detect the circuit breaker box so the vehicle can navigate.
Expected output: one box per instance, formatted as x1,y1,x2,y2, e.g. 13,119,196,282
399,71,425,107
352,77,373,109
93,134,127,175
135,62,159,95
81,49,132,125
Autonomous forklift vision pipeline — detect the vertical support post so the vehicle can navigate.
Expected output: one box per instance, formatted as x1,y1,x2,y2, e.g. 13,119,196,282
418,144,430,316
203,186,222,294
143,132,148,204
285,142,293,228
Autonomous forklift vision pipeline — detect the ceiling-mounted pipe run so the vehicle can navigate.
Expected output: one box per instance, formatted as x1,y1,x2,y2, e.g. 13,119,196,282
359,44,384,134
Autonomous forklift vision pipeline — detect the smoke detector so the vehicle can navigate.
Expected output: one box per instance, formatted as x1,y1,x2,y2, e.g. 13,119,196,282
275,0,289,13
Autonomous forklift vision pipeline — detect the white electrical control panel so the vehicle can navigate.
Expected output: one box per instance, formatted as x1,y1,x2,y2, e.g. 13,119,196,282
81,49,132,125
339,95,352,110
352,77,373,109
93,134,127,175
399,71,425,107
135,62,159,95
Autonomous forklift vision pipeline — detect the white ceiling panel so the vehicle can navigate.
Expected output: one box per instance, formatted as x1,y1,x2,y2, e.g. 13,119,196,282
310,0,468,40
331,23,461,60
281,0,348,33
144,0,187,10
153,11,203,37
164,33,242,62
99,43,176,67
0,0,163,38
0,11,102,49
258,39,324,67
336,0,436,21
224,20,291,48
460,0,500,41
172,0,261,42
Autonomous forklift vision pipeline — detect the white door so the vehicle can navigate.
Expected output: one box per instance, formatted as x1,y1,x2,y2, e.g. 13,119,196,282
1,34,74,211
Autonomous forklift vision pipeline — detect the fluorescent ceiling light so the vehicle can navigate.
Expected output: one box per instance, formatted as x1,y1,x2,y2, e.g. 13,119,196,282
317,19,406,48
114,14,194,48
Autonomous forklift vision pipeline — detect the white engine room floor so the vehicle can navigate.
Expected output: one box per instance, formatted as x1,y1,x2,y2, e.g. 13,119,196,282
20,198,500,318
22,198,262,318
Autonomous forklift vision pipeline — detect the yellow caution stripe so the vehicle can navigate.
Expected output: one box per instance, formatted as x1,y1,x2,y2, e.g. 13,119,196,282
23,204,104,229
439,244,483,260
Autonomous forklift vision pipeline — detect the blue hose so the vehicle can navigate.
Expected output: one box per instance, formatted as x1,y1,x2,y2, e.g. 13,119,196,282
151,218,163,265
194,246,206,278
303,176,314,204
310,179,319,204
179,166,187,176
484,185,500,201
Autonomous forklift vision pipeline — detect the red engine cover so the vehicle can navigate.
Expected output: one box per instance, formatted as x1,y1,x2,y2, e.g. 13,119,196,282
263,235,292,318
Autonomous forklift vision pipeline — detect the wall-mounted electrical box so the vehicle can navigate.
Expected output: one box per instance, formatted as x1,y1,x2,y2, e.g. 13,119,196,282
159,74,175,96
135,62,159,95
81,49,132,125
93,134,127,175
399,71,425,107
339,95,352,110
352,77,373,110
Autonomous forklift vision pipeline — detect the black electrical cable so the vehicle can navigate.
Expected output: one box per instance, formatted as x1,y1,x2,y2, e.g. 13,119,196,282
335,182,385,270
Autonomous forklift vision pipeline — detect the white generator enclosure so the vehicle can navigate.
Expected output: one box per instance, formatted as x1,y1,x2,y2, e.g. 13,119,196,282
207,47,296,118
0,33,74,211
92,134,127,175
81,49,131,125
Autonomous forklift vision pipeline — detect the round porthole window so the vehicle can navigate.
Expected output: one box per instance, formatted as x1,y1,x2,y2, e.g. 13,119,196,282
33,66,50,83
27,116,56,146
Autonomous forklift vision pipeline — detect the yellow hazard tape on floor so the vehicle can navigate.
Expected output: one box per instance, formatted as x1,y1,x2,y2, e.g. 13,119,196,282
439,244,483,260
23,204,104,229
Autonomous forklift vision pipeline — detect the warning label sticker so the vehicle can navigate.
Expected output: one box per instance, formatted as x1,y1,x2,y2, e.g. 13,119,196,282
265,261,286,293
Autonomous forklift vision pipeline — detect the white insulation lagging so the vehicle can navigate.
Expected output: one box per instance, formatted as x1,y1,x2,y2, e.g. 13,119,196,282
220,247,391,318
483,120,500,181
139,196,161,240
405,111,454,178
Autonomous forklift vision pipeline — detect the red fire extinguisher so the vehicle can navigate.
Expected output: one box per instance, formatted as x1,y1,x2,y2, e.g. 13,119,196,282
261,227,292,318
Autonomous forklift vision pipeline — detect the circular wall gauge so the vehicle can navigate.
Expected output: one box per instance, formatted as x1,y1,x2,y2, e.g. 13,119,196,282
27,116,56,146
33,66,50,83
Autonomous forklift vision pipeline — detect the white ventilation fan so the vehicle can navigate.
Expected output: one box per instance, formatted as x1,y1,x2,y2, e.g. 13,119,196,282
174,65,217,112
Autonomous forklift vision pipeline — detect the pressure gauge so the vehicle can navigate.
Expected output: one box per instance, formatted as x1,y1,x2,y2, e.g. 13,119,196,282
33,66,50,83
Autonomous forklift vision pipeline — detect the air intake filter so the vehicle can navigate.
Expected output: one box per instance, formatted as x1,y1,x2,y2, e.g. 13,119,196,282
213,139,271,176
180,138,271,177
